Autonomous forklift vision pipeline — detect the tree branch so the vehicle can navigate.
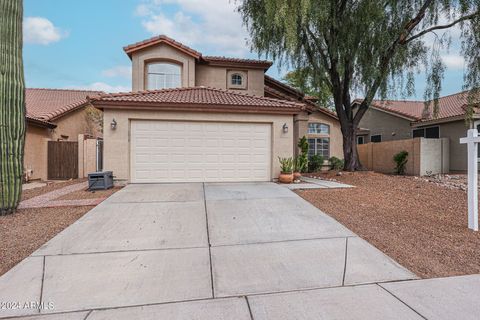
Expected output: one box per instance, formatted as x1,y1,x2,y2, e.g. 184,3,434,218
353,0,435,126
403,11,479,44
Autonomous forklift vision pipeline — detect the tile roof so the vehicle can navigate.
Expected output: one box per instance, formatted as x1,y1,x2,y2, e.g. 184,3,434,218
123,35,201,59
202,56,272,68
358,91,480,122
26,88,103,121
264,76,338,119
123,34,272,69
90,86,305,112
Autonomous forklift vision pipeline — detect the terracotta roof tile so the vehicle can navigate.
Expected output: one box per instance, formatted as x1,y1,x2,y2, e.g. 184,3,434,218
357,91,479,122
123,35,272,68
123,35,202,58
90,86,305,112
26,88,103,121
202,56,272,68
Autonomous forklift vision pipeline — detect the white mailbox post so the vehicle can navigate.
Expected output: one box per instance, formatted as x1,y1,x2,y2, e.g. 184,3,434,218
460,128,480,231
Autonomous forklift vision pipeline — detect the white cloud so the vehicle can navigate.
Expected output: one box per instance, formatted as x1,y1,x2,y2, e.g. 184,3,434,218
135,0,250,56
24,17,68,45
68,82,130,93
102,66,132,79
442,54,465,70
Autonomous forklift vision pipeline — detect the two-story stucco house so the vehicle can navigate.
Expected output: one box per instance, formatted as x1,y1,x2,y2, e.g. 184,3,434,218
91,35,341,183
354,91,479,172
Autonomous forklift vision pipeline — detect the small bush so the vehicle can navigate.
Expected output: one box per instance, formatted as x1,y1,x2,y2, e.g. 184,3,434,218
329,156,344,171
293,155,306,173
393,151,409,175
297,136,309,173
308,155,324,172
278,157,293,174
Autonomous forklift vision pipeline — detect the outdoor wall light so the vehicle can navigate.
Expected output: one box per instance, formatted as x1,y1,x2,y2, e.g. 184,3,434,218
110,118,117,130
283,123,289,133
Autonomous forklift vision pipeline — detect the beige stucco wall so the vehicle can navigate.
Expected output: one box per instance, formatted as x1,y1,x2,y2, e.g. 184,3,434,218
299,111,343,159
51,108,96,141
24,107,99,181
131,43,196,91
358,107,413,142
102,108,294,183
24,125,50,181
419,120,468,172
358,137,449,175
195,65,264,96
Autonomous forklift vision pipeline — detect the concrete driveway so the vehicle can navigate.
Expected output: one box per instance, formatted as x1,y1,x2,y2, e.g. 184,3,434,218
1,182,479,319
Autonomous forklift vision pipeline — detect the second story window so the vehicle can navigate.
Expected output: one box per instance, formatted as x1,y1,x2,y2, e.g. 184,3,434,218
231,73,243,86
147,62,181,90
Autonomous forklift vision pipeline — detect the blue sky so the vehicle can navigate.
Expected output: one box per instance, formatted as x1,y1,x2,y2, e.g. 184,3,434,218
24,0,467,99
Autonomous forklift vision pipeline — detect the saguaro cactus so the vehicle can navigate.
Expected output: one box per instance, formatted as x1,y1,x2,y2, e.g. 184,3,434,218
0,0,26,215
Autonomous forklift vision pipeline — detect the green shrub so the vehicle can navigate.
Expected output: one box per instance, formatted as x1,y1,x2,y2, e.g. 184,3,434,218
329,156,344,171
393,150,409,175
278,157,293,173
297,136,309,173
293,155,306,173
308,155,324,172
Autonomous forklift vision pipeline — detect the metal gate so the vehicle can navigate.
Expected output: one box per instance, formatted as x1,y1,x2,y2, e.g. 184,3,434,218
47,141,79,180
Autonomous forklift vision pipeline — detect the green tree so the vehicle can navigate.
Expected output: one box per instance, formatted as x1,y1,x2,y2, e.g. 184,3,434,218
239,0,480,170
0,0,26,214
283,68,333,109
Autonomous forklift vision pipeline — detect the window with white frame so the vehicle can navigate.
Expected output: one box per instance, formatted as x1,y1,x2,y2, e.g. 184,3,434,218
308,123,330,134
231,73,243,86
147,62,181,90
357,136,365,145
308,138,330,158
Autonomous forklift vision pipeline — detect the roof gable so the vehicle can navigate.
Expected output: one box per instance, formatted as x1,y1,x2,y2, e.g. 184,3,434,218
26,88,103,121
123,35,272,70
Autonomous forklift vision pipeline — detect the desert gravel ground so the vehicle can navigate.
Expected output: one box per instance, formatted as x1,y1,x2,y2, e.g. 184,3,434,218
0,181,121,276
298,171,480,278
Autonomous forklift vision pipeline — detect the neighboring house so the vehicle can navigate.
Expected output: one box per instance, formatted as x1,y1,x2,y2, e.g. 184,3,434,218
25,88,102,181
91,35,341,184
354,91,478,171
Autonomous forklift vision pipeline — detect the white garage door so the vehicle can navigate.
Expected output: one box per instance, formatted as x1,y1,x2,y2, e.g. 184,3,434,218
131,120,272,183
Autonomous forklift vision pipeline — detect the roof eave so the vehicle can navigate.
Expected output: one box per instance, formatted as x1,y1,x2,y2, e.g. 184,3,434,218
26,117,57,129
91,101,302,115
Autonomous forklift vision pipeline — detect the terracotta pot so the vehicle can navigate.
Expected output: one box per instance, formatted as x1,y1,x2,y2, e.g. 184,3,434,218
293,172,302,180
278,173,294,184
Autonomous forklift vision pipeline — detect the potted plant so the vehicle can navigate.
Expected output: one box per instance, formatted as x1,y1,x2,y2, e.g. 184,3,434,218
278,157,294,183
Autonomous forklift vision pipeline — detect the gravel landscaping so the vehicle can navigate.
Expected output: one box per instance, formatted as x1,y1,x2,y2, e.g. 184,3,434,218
0,180,121,276
297,171,480,279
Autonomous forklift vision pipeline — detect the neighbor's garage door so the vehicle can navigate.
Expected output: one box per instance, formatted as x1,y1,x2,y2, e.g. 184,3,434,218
130,120,271,183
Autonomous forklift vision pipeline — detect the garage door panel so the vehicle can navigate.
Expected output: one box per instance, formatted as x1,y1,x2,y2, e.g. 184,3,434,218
131,120,271,183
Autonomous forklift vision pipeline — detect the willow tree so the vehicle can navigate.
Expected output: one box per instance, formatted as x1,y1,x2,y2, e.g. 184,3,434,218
0,0,26,214
239,0,480,170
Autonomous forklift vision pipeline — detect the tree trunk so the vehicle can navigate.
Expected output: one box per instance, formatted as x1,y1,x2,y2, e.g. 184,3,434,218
342,125,363,171
0,0,26,215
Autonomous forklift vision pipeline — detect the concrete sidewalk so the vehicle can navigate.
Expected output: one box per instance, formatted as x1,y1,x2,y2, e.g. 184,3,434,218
0,182,478,319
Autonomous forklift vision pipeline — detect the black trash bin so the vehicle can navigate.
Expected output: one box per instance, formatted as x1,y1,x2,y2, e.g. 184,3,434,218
88,171,113,190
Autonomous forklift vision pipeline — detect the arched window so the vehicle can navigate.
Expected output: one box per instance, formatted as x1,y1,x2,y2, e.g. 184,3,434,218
146,62,181,90
308,123,330,134
231,73,243,86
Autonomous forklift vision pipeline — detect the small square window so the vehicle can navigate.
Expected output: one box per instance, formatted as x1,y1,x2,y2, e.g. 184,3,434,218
357,136,364,145
231,74,243,86
370,135,382,143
